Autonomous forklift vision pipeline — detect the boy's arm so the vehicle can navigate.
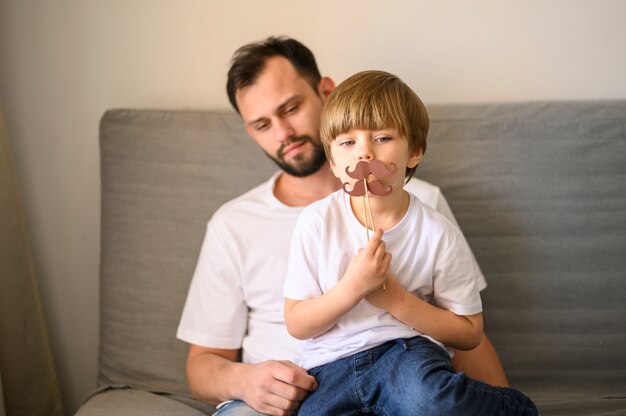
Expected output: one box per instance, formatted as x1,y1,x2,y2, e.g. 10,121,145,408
284,287,360,340
365,274,483,350
285,229,391,340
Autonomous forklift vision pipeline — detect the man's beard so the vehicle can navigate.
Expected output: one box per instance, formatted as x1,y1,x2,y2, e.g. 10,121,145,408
264,135,327,178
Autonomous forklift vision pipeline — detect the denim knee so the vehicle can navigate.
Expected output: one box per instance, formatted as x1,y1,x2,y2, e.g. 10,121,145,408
212,400,267,416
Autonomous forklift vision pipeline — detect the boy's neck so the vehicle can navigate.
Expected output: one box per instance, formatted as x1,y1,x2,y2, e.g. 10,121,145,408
274,161,341,207
350,188,410,232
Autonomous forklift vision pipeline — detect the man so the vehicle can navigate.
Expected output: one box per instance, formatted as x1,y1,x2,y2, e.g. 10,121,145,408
177,37,508,416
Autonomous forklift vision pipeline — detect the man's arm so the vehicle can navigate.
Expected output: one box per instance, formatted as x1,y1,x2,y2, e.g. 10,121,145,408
450,335,510,387
185,345,318,416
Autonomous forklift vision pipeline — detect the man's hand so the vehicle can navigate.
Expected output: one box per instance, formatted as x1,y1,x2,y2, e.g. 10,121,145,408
186,347,317,416
241,360,318,416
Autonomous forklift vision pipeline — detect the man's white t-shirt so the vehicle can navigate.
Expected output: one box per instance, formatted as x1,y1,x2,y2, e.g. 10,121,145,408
283,190,483,369
177,172,486,365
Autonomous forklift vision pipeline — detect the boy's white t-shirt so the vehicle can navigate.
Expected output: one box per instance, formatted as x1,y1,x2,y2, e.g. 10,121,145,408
284,190,483,370
177,172,486,366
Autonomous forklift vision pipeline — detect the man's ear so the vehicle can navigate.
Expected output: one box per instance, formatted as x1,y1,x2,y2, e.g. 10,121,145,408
327,153,342,178
243,124,255,138
318,77,335,101
407,149,424,169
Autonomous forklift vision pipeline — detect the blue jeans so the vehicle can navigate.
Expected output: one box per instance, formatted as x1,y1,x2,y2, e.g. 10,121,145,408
212,400,266,416
299,336,538,416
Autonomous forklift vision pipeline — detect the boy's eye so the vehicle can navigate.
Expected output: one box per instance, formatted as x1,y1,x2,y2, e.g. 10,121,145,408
375,136,392,143
338,139,355,147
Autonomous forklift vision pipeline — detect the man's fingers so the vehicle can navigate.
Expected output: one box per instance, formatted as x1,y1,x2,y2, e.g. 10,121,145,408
253,361,315,415
261,393,301,415
275,361,318,391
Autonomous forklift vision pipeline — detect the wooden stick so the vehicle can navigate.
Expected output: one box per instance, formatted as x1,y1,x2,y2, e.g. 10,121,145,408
363,179,376,233
362,192,370,241
363,178,385,289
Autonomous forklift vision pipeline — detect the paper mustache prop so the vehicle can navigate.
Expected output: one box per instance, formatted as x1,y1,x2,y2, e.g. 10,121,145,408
342,159,397,196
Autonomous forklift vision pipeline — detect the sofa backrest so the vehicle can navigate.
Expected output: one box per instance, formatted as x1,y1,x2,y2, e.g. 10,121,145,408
98,102,626,399
419,101,626,391
99,110,277,396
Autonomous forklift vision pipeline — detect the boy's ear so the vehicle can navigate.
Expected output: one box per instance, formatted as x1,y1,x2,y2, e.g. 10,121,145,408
318,77,335,101
407,149,424,169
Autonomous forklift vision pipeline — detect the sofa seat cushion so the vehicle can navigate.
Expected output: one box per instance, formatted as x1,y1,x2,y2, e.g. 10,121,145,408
530,388,626,416
76,387,216,416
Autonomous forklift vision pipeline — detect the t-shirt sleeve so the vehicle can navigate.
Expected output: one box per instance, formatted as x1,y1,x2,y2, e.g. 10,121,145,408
177,218,248,349
283,209,324,301
406,179,487,291
435,192,488,292
432,231,483,316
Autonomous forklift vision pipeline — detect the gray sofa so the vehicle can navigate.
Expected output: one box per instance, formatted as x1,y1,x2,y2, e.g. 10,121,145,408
76,101,626,416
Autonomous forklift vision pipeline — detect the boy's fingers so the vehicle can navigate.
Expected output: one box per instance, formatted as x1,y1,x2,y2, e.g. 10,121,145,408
382,252,392,269
374,239,387,260
365,229,384,254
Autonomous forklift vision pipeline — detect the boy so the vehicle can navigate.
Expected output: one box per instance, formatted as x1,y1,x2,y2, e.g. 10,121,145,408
283,70,537,415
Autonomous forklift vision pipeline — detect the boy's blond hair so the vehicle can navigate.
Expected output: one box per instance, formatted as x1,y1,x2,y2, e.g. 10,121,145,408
320,70,429,180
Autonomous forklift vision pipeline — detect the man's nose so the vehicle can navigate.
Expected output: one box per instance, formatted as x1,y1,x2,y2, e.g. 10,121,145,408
274,118,295,142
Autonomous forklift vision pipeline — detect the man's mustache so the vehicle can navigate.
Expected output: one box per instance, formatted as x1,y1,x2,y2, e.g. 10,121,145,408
342,160,397,196
277,136,312,160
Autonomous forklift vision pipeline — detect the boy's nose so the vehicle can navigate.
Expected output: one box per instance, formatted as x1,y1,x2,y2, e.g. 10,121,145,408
357,142,373,160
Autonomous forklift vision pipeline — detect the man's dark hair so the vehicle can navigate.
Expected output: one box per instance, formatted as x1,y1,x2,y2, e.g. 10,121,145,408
226,36,322,113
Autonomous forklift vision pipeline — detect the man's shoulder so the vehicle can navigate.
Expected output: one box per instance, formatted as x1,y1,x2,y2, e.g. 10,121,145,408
405,177,442,209
295,190,344,230
300,189,343,215
210,175,277,223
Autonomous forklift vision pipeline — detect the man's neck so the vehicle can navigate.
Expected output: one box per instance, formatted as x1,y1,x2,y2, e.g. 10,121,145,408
274,162,341,207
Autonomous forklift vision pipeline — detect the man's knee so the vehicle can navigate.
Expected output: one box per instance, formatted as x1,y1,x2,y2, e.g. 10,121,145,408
213,400,266,416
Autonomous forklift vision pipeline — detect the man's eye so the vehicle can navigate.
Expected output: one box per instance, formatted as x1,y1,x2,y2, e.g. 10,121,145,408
284,104,298,115
255,123,270,131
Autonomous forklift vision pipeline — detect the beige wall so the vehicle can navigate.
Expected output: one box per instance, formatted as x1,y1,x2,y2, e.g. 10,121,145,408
1,0,625,413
